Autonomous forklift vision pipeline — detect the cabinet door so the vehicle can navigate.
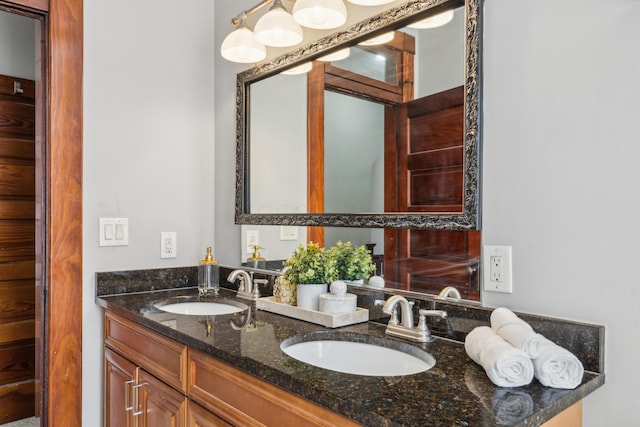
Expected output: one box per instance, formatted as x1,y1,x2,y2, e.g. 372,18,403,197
105,347,137,427
187,401,232,427
136,368,186,427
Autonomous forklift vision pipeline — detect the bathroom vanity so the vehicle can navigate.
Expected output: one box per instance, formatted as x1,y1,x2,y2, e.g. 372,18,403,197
96,268,604,427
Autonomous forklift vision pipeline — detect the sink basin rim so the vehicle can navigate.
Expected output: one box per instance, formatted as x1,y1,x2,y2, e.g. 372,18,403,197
280,331,435,377
153,296,249,316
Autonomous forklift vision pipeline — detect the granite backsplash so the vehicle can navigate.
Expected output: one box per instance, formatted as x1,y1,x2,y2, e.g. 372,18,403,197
96,265,604,374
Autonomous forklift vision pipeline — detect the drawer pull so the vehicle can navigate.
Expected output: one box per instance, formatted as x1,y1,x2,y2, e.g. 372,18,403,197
132,383,144,416
125,380,134,411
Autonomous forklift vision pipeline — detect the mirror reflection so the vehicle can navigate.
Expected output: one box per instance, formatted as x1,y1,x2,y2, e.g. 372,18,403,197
248,5,465,216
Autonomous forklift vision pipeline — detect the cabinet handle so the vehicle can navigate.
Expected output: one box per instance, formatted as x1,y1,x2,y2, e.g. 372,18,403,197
132,383,144,416
124,380,134,411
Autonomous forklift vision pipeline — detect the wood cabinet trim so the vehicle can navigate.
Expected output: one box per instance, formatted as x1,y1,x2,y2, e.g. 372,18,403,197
105,311,188,393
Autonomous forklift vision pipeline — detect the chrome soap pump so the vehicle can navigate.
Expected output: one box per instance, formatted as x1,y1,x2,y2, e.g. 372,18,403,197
198,246,219,297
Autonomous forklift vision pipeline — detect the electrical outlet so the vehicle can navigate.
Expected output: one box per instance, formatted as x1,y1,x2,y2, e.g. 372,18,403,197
483,245,512,293
246,230,259,253
161,232,177,258
490,256,504,282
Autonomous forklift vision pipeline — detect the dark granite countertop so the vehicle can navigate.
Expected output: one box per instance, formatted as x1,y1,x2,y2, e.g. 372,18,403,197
96,280,604,427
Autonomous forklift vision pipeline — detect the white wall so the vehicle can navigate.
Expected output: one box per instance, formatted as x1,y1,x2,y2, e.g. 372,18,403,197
481,0,640,424
83,0,215,424
0,11,35,79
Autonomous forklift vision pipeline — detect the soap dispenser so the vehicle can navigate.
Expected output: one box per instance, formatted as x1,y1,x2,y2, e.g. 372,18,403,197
246,245,266,269
198,246,219,297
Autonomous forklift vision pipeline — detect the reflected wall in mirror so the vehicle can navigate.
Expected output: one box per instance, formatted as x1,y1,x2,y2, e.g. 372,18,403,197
236,0,480,230
239,225,480,301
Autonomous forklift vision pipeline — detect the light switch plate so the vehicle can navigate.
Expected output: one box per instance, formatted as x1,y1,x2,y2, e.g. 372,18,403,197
99,218,129,247
280,226,298,241
483,245,513,293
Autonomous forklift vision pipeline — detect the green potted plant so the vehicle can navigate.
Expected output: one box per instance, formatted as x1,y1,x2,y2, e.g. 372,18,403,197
283,242,337,311
328,241,375,285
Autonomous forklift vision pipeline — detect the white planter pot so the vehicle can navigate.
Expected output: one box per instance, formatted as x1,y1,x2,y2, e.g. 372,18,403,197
296,284,328,311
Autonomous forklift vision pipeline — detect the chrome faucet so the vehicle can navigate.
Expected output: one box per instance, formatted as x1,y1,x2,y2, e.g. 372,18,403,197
227,269,256,301
376,295,447,343
438,286,461,301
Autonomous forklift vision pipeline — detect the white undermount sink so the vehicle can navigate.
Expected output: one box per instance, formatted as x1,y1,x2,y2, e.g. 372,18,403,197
281,332,435,376
154,297,248,316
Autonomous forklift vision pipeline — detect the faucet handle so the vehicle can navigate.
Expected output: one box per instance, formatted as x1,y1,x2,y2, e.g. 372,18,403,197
374,299,386,306
253,278,268,298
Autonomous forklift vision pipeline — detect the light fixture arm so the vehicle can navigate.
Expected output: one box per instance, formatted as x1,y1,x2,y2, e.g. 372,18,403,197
231,0,276,26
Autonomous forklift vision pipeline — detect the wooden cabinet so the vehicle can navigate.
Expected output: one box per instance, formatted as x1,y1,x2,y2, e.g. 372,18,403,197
104,310,581,427
187,401,232,427
104,312,188,426
104,311,359,427
189,349,361,427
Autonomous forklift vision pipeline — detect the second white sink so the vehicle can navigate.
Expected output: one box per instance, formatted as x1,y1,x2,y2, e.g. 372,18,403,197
281,333,435,376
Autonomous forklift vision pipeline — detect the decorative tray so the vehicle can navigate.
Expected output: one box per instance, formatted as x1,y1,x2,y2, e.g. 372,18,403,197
256,296,369,328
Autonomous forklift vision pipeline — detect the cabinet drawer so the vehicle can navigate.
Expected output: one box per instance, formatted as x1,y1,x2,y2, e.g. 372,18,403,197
105,311,188,393
188,349,362,427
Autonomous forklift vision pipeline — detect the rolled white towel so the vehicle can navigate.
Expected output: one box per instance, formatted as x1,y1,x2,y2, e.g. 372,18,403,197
490,307,543,358
465,326,534,387
533,336,584,389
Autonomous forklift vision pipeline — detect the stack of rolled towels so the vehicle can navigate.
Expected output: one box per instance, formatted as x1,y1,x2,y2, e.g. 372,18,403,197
464,307,584,389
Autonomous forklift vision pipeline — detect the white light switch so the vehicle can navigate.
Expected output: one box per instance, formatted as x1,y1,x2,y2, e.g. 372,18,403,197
99,218,129,247
280,226,298,241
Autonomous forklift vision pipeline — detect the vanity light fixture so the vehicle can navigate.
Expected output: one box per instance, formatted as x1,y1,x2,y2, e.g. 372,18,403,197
293,0,347,30
346,0,395,6
254,0,304,47
407,9,455,29
317,47,351,61
221,14,267,64
358,31,395,46
280,62,313,75
349,0,395,6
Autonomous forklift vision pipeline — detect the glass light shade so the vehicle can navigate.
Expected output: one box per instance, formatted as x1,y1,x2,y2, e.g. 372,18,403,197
358,31,395,46
254,3,304,47
221,26,267,63
407,10,455,29
346,0,394,6
293,0,347,30
318,47,351,62
281,62,313,75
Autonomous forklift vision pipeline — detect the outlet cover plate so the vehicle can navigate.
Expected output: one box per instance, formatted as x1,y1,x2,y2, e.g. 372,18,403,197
483,245,513,293
161,231,177,259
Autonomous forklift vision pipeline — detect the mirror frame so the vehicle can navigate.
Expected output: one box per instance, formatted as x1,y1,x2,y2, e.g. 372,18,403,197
235,0,482,231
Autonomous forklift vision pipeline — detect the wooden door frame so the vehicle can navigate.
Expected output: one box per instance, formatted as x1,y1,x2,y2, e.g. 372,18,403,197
0,0,83,425
306,31,415,246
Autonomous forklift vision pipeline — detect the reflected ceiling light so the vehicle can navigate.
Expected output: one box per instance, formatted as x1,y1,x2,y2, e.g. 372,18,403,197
318,47,351,62
254,0,304,47
293,0,347,29
346,0,395,6
221,15,267,64
358,31,395,46
281,62,313,75
407,10,455,29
